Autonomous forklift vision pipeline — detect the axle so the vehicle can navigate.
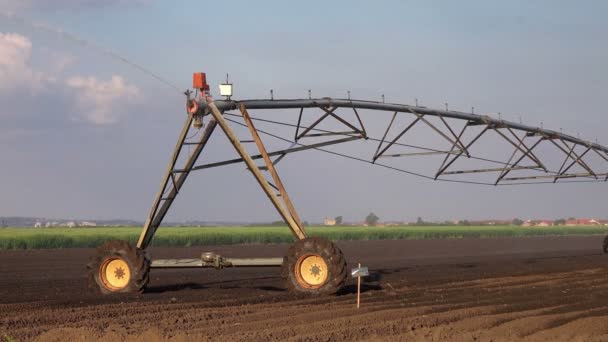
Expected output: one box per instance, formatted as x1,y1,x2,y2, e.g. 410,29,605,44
150,253,283,269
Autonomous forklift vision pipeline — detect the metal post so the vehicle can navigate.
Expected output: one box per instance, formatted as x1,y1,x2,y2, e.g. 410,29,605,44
357,262,361,309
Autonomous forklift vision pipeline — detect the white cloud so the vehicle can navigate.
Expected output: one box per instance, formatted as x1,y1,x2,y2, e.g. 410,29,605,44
0,32,30,64
0,32,140,125
66,75,140,125
0,32,43,90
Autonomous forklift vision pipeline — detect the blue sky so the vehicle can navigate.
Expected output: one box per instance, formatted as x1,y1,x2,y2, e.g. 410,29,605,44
0,1,607,223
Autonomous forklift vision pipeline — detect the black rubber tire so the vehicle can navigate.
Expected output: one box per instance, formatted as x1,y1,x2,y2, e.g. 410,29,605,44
87,240,150,295
281,237,347,295
603,235,608,254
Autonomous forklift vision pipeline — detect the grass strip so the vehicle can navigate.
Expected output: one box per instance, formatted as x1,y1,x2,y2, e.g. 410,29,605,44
1,225,608,250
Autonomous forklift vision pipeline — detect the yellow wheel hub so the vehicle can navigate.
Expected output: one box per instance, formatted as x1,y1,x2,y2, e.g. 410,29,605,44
99,257,130,291
295,254,328,288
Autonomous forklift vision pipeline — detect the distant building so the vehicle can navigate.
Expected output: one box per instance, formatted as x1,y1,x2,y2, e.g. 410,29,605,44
521,220,554,227
34,222,42,228
565,218,600,226
323,218,336,226
80,221,97,227
469,220,511,226
66,221,76,228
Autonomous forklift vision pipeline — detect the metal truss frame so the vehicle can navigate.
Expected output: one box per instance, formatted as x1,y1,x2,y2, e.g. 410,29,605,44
137,97,608,249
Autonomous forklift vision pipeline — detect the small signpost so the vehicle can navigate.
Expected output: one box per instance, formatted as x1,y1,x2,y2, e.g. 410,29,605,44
351,263,369,309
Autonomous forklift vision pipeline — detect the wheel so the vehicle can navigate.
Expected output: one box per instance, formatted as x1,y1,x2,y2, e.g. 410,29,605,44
281,237,347,295
87,240,149,294
603,235,608,254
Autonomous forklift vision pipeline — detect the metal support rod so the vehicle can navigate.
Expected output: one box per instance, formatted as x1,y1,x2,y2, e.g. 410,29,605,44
319,106,364,136
495,134,526,183
553,144,593,181
437,114,470,157
507,127,547,171
604,150,608,181
227,258,283,267
590,148,608,181
150,257,284,268
494,128,546,170
435,122,469,178
138,115,193,249
554,140,578,182
302,131,358,137
296,106,336,140
559,140,595,177
182,136,361,172
435,125,488,179
240,104,305,234
412,109,466,155
375,115,423,160
549,139,595,178
494,137,544,185
351,105,367,138
294,107,303,141
592,147,608,162
503,172,606,182
444,166,538,175
137,118,218,249
207,101,307,240
373,111,397,161
377,150,461,158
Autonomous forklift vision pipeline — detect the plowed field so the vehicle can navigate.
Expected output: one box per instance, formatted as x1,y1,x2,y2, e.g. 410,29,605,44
2,236,608,341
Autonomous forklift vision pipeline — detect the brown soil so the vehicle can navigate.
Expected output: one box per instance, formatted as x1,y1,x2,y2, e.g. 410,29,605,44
1,236,608,341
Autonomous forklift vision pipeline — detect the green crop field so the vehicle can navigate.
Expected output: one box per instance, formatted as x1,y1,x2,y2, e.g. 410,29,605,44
1,225,608,250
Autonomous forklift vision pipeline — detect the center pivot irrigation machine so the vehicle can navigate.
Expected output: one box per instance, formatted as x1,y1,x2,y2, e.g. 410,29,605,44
88,72,608,295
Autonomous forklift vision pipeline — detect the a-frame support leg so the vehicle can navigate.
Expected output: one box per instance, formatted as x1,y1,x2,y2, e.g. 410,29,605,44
240,104,306,236
137,115,218,249
208,102,307,240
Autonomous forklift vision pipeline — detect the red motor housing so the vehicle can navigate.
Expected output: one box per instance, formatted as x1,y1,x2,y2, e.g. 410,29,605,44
192,72,209,90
